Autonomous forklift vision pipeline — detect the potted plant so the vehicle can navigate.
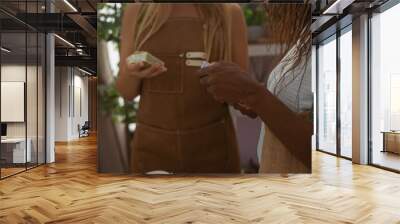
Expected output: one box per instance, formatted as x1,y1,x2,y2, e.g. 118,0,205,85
243,4,266,42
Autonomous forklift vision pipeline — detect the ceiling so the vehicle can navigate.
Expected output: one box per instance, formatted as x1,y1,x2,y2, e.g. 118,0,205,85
0,0,100,75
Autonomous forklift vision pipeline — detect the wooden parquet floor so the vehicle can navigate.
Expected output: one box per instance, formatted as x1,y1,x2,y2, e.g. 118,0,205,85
1,134,400,224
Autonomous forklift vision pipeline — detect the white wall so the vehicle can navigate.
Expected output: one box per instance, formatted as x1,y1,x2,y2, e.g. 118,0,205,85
71,73,89,138
54,67,89,141
1,65,26,138
55,66,70,141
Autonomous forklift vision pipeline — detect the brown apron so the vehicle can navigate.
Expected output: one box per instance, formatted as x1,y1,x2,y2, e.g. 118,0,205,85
131,18,240,173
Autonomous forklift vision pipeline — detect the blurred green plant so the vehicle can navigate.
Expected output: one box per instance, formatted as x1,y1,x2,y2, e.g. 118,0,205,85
97,3,138,128
98,83,139,124
242,4,266,26
97,3,125,46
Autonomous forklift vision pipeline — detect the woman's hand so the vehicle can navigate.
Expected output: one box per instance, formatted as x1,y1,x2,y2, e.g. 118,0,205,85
126,62,167,79
197,61,264,108
233,103,258,119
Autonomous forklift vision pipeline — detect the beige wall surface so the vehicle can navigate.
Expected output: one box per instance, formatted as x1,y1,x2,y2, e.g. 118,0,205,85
54,66,89,141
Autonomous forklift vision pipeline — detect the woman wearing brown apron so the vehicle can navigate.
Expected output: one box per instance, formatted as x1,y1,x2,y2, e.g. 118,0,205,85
116,4,248,173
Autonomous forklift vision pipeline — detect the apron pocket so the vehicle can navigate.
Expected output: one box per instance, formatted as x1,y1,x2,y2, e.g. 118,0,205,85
179,119,229,173
142,54,183,94
132,123,179,173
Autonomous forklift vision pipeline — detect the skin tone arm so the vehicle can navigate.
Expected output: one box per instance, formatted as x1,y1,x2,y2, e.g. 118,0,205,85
230,4,249,76
198,62,312,167
116,4,167,101
249,81,312,166
212,4,254,116
229,4,259,118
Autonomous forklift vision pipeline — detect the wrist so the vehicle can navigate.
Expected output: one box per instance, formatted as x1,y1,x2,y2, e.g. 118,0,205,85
244,82,265,109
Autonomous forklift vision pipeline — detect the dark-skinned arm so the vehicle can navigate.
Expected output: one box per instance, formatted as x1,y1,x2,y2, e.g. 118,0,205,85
248,83,312,167
198,62,312,166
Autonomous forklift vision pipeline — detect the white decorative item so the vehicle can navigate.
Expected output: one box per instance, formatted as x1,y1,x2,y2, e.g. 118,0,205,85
1,82,25,122
126,51,163,68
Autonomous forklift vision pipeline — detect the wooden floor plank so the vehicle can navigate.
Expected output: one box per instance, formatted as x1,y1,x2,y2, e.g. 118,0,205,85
0,134,400,223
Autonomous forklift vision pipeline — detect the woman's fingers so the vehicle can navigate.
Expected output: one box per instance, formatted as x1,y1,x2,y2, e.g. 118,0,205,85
127,62,144,72
198,61,261,107
197,61,238,77
146,65,168,78
127,63,167,78
199,75,208,85
233,103,258,119
200,74,219,86
198,63,243,88
199,70,228,86
139,64,166,78
206,83,242,105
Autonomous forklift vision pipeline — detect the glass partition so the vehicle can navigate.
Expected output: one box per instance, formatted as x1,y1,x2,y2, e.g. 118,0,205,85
317,35,337,154
370,3,400,171
1,30,28,177
0,0,46,179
